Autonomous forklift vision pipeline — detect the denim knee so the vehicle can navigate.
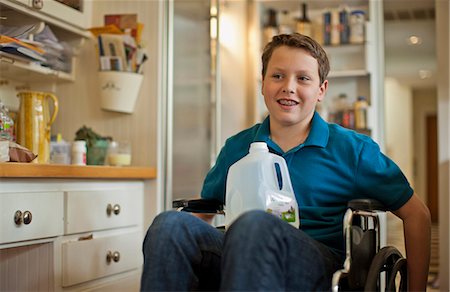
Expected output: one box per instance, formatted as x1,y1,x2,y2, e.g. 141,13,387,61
230,210,282,231
143,211,189,247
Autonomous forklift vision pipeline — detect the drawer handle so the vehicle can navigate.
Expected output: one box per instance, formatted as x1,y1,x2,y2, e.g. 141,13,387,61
23,211,32,225
106,204,121,216
106,251,121,263
14,210,23,225
14,210,32,225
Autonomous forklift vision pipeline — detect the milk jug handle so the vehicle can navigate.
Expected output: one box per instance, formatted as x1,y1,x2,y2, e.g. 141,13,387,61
45,93,59,129
272,156,294,193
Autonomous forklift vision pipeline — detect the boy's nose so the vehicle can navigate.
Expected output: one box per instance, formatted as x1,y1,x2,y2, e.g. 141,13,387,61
282,88,295,94
282,78,296,94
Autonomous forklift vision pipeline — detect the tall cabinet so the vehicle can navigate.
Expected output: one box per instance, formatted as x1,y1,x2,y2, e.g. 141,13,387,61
248,0,385,145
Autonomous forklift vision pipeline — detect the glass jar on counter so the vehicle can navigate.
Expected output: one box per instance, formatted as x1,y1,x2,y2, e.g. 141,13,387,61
106,141,131,166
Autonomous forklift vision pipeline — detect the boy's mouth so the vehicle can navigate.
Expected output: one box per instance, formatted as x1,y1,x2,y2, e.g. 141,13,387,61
278,99,299,106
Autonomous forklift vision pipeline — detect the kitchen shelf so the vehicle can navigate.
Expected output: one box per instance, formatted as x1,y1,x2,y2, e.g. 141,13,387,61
258,0,368,13
328,69,369,78
0,55,74,83
0,0,92,84
0,163,157,179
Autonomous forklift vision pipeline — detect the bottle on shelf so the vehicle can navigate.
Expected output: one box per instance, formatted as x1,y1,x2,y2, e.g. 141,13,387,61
263,8,279,44
330,8,340,46
323,10,331,45
354,96,369,129
296,2,312,37
279,10,293,34
339,6,350,44
0,100,15,142
350,10,366,44
331,93,354,129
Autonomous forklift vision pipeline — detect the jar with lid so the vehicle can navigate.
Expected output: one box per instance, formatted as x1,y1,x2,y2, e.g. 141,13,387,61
106,141,131,166
72,140,87,165
350,10,365,44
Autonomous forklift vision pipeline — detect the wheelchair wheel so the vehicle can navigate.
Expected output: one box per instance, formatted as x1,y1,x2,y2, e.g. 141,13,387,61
364,246,407,292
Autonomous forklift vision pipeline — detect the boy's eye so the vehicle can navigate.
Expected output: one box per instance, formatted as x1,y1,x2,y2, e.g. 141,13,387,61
298,76,310,81
272,74,283,79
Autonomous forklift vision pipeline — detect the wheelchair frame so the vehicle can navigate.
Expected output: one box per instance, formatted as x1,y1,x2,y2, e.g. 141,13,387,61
332,199,408,292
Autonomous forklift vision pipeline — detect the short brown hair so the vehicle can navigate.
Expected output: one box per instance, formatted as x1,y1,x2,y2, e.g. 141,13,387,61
261,33,330,84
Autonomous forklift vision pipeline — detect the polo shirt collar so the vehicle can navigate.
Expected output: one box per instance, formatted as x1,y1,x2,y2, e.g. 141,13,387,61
305,111,329,148
253,111,329,151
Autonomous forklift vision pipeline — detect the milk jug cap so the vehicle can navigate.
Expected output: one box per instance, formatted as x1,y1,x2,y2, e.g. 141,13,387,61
249,142,268,153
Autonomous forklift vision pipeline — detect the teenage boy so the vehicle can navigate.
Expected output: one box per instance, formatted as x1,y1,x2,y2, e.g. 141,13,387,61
140,33,431,291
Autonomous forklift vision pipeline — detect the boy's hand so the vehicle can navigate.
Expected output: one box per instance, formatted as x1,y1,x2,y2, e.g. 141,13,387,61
191,213,215,224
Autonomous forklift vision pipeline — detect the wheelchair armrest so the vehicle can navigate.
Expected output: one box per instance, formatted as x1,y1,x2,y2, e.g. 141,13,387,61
172,198,224,214
348,199,388,212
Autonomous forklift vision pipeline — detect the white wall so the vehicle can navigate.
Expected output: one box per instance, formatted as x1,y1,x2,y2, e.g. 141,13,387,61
384,78,415,187
51,0,160,168
219,1,252,144
436,0,450,289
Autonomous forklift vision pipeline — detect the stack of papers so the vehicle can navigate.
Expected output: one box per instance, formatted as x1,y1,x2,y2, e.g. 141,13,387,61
89,14,147,74
0,23,73,72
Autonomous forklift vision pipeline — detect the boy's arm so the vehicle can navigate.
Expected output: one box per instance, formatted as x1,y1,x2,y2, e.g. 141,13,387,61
392,193,431,291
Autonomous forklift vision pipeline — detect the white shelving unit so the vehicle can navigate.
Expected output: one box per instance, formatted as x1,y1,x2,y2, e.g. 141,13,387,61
248,0,385,144
0,0,91,84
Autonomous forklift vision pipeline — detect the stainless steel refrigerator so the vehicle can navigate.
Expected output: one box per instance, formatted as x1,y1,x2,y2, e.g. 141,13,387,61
161,0,221,209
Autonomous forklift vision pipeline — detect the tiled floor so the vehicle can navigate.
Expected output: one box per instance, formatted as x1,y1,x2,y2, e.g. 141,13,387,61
386,213,439,292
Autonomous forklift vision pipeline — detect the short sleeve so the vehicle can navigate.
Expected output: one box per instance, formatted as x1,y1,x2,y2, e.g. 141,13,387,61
355,140,413,210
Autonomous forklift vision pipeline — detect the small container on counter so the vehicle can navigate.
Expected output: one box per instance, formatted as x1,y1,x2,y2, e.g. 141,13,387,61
50,141,71,164
106,141,131,166
72,140,87,165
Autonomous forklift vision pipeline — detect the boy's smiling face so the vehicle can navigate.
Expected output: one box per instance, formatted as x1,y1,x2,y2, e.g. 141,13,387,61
262,45,327,129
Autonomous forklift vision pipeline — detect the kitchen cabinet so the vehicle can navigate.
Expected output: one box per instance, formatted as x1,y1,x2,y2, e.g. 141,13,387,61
16,0,93,30
248,0,384,143
0,172,150,291
0,0,91,84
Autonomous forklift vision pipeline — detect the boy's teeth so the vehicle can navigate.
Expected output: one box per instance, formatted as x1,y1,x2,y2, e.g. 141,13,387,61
279,99,297,106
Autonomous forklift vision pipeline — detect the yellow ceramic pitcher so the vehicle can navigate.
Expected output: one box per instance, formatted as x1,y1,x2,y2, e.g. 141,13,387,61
16,91,59,164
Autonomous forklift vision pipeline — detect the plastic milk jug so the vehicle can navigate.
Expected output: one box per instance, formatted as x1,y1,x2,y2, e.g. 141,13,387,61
225,142,300,228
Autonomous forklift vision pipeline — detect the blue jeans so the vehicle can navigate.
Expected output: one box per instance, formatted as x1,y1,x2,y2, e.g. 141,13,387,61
140,210,341,291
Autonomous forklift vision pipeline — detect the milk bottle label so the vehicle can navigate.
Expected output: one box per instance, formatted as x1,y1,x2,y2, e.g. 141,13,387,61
266,191,297,223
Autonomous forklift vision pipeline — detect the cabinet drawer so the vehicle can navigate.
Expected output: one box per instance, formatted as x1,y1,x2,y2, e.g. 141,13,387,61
65,189,142,234
61,231,142,287
0,192,63,244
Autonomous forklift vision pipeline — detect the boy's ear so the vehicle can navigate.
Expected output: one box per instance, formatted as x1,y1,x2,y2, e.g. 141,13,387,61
317,80,328,102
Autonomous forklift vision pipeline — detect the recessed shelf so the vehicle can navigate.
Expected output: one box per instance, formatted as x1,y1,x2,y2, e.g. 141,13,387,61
0,55,74,83
328,69,369,78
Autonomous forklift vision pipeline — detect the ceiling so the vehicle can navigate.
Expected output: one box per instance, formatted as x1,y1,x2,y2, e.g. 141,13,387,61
383,0,436,89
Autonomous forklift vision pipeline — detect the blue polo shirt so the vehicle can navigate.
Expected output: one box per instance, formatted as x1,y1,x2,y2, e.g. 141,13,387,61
201,112,413,257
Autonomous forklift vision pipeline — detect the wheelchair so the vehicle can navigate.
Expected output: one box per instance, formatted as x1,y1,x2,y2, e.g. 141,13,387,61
172,198,407,292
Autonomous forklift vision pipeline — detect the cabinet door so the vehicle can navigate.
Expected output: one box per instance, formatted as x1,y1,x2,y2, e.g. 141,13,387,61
0,192,63,244
65,188,142,234
32,0,92,29
61,230,142,287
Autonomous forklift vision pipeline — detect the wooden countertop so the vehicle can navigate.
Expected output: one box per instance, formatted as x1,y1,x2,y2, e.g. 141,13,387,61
0,163,156,179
